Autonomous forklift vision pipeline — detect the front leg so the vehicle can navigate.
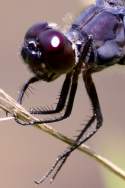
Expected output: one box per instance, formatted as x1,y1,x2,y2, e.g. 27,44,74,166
30,72,72,115
15,72,74,125
17,76,39,104
16,70,78,125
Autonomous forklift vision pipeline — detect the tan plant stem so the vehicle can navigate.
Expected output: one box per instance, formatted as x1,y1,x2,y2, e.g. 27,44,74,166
0,89,124,181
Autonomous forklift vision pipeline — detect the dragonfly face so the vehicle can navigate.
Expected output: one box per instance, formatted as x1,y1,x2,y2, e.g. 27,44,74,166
21,22,76,81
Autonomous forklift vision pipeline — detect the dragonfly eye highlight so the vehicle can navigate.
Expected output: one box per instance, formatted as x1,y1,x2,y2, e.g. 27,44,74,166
50,36,60,48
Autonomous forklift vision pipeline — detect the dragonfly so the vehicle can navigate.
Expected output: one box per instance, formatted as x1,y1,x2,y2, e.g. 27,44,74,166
15,0,125,184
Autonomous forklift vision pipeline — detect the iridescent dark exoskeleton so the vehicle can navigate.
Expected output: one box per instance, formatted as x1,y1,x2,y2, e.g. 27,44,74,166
16,0,125,183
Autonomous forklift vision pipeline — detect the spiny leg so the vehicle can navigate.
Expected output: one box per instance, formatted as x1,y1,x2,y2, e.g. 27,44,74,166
35,71,103,184
83,70,103,130
54,71,103,176
14,76,40,124
30,72,72,114
15,73,72,125
17,72,71,113
34,115,96,184
17,67,79,125
17,76,39,104
15,73,73,125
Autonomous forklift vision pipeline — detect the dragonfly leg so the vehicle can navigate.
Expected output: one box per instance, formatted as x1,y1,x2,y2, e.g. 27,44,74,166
17,76,39,104
30,73,72,115
34,70,103,184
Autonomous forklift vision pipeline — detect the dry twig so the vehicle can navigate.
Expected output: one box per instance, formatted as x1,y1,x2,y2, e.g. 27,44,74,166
0,89,125,182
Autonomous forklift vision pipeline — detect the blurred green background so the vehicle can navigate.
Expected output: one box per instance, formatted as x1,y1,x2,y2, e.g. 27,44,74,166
0,0,125,187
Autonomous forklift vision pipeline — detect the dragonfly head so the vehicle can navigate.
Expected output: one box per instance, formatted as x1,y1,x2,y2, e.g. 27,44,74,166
21,22,75,81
